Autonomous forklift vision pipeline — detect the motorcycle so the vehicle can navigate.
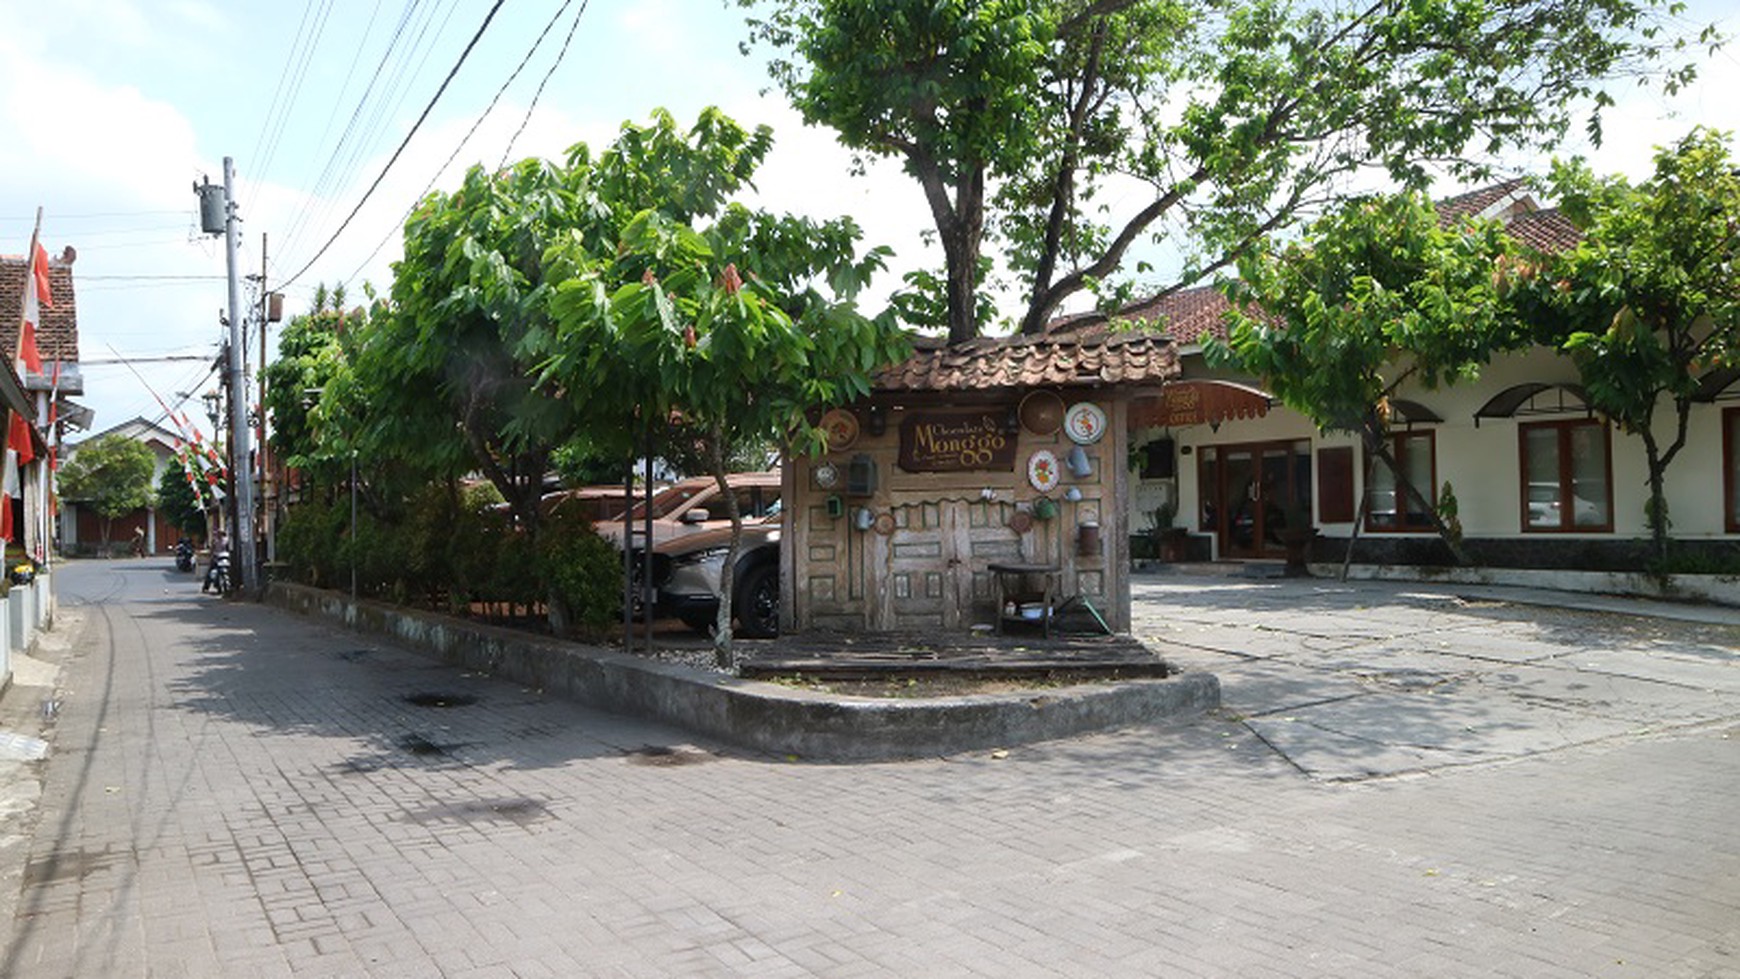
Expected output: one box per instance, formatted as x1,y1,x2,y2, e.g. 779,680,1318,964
204,548,232,595
174,540,195,573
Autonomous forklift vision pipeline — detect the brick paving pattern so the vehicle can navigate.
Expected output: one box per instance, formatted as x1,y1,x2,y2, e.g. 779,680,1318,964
0,561,1735,977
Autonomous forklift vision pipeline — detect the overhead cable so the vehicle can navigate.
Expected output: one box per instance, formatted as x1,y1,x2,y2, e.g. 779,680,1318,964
277,0,509,292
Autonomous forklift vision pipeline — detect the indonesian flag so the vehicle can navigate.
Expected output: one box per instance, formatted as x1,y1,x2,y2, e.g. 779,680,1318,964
17,242,49,377
1,416,17,543
7,409,33,466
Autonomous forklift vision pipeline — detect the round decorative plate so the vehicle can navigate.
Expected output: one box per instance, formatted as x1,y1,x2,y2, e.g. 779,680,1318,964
1064,401,1107,444
814,462,840,489
872,512,896,536
1018,390,1065,435
1008,510,1034,534
1027,449,1061,492
820,408,859,451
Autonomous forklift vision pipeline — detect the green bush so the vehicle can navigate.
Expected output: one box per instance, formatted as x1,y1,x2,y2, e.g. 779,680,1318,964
535,508,622,635
275,478,624,635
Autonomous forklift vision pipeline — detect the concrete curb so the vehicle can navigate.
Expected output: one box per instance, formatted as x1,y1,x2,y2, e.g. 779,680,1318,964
1322,563,1740,611
266,582,1220,762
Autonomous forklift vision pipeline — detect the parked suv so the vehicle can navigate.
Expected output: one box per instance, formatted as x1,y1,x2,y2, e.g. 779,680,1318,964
652,513,782,638
597,472,781,549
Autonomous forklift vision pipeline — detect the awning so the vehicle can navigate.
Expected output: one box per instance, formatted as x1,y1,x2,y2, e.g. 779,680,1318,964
1473,382,1591,426
1385,398,1442,427
1692,365,1740,403
1130,379,1272,428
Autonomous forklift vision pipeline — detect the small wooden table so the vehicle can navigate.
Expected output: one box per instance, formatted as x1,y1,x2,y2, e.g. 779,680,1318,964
987,562,1061,637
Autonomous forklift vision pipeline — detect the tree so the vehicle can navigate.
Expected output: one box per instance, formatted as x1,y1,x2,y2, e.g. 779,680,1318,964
59,434,156,545
1526,127,1740,561
1210,192,1526,568
540,108,908,664
262,285,360,493
156,464,207,541
745,0,1705,344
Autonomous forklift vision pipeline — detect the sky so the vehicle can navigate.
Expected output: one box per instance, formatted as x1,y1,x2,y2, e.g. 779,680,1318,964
2,0,1738,444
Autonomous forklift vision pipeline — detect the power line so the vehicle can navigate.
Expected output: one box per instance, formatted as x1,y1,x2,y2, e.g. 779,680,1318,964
278,0,509,292
275,0,438,260
499,0,589,168
78,274,227,282
253,0,337,186
342,0,592,291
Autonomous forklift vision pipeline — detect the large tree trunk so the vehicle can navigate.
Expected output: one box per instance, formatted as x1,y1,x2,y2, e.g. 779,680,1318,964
1640,429,1670,565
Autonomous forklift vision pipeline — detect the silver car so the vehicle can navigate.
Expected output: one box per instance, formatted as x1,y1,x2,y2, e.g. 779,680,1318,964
653,513,781,638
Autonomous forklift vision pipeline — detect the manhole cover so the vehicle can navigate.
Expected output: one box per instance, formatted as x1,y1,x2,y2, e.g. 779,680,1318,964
625,744,716,767
403,692,478,708
402,798,551,827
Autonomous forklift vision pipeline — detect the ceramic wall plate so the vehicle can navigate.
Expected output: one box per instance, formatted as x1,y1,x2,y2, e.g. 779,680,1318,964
814,461,841,489
1019,390,1065,435
820,408,859,451
1027,449,1061,492
872,512,896,536
1008,510,1034,534
1064,401,1107,444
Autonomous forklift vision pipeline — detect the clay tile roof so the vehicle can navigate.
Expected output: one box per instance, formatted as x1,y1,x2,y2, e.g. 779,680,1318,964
1503,207,1582,255
1437,178,1529,221
1043,283,1237,348
875,331,1179,393
0,256,80,365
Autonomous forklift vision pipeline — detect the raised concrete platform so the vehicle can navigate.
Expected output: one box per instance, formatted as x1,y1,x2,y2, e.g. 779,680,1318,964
266,582,1220,762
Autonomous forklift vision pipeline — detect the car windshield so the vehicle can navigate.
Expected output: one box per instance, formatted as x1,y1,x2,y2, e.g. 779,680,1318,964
625,484,707,520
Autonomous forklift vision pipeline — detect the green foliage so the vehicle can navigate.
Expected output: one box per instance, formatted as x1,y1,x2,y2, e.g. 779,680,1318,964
262,289,364,491
60,434,156,525
1528,127,1740,559
538,107,909,656
745,0,1706,342
1212,192,1521,433
533,508,622,634
155,465,207,540
1437,482,1463,548
275,480,621,630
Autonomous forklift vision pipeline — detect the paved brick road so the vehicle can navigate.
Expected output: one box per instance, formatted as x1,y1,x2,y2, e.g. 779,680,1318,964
0,560,1736,977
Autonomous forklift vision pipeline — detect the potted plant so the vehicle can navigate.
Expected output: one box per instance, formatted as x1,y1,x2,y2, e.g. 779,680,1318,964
1149,501,1191,563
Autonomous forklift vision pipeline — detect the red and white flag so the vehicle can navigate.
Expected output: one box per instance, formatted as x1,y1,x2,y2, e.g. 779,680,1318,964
17,241,49,377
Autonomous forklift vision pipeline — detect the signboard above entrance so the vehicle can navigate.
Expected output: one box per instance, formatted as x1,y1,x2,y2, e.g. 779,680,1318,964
898,410,1019,472
1131,380,1272,429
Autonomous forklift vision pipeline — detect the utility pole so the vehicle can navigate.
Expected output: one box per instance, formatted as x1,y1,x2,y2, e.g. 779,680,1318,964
197,158,258,595
258,233,273,564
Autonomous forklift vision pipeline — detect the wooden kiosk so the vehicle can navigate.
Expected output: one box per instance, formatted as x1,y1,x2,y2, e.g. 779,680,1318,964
779,332,1179,636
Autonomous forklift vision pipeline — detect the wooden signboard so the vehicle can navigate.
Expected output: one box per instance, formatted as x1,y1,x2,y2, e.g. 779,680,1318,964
898,410,1018,472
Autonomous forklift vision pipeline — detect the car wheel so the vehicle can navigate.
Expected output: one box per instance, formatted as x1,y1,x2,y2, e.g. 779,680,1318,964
734,563,779,638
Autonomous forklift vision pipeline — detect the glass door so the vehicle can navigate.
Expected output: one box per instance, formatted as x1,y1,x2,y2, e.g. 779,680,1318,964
1204,439,1313,559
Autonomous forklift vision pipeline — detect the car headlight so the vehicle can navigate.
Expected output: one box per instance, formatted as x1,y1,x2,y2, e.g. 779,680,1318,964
672,546,731,568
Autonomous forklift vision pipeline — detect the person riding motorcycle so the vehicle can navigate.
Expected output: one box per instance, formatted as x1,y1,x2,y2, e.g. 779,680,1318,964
202,531,230,594
174,538,195,573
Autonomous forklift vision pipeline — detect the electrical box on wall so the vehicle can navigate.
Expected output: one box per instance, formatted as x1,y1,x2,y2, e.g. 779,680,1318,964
846,453,878,497
1142,438,1176,479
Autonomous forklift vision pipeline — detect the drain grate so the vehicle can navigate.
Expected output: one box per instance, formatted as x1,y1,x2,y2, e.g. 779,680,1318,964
403,692,478,708
397,733,468,757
